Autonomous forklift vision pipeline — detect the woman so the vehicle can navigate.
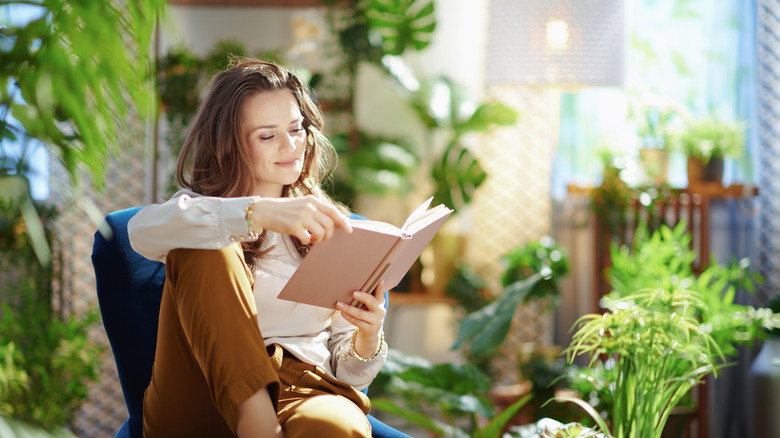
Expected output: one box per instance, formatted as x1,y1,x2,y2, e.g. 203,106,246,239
128,58,388,438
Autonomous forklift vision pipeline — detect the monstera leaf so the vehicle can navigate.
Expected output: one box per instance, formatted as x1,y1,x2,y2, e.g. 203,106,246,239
366,0,436,56
431,141,486,211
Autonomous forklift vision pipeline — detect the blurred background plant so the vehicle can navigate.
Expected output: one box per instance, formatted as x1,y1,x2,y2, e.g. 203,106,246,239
368,348,531,438
671,115,745,164
324,0,518,212
0,0,164,432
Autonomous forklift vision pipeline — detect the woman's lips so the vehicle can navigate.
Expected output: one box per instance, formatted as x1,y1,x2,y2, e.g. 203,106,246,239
275,158,299,167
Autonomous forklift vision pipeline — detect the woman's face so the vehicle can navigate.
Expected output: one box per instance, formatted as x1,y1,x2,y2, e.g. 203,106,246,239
241,88,307,197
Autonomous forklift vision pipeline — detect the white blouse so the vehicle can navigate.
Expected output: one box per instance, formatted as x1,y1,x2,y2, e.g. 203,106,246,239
127,190,387,389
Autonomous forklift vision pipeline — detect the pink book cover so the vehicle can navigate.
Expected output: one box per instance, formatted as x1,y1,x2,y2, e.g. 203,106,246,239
277,199,453,309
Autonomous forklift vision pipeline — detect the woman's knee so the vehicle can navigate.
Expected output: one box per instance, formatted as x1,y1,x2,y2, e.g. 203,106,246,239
282,395,371,438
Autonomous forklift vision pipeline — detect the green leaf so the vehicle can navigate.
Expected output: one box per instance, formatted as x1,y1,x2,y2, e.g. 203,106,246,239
431,142,486,210
451,275,540,353
366,0,436,56
370,398,461,437
456,101,519,136
474,393,532,438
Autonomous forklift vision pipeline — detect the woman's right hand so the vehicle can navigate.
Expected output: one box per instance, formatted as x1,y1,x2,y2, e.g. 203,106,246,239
252,195,352,244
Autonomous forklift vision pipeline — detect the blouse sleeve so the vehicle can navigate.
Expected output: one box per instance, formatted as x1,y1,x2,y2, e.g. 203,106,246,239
327,311,387,390
127,190,257,263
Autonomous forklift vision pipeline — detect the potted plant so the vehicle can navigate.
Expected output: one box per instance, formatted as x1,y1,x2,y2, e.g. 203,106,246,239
671,115,745,185
750,294,780,437
631,93,688,185
558,287,725,438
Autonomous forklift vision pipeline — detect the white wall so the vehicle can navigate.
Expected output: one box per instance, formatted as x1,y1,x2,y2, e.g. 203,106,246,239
162,5,296,56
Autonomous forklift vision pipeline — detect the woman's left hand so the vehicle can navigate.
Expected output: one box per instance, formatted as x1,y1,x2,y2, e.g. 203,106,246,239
336,280,386,359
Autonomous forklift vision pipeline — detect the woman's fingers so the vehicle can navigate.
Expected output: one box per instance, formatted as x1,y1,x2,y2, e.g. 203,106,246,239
253,195,352,242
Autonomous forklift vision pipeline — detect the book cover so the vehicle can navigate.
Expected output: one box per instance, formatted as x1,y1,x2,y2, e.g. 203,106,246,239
277,198,453,309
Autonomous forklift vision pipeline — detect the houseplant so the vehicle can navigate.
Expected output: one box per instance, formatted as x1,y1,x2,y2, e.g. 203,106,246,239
559,287,724,438
368,348,532,438
630,93,688,185
750,294,780,437
1,0,164,432
671,115,745,185
555,223,777,437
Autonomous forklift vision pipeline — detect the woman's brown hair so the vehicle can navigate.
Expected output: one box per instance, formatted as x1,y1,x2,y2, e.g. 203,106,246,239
176,57,345,266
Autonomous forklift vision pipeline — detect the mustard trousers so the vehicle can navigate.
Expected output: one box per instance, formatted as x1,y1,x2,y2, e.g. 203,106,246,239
142,244,372,438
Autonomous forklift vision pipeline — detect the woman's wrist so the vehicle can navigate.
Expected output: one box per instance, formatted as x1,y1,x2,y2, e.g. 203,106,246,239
350,330,383,362
246,196,263,238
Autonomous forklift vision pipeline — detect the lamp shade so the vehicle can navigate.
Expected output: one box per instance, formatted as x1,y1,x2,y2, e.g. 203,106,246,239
487,0,625,86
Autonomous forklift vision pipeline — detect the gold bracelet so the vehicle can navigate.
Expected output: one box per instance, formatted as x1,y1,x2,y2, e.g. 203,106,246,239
244,196,261,240
349,330,384,363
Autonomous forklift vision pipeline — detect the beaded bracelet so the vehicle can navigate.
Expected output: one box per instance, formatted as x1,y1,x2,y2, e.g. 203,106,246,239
348,330,384,363
244,196,261,240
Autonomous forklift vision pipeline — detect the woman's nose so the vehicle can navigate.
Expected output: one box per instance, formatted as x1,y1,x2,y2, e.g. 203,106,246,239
281,133,297,151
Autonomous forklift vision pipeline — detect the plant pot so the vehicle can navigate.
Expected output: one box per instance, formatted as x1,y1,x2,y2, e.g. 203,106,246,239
639,147,670,185
751,337,780,438
686,157,724,185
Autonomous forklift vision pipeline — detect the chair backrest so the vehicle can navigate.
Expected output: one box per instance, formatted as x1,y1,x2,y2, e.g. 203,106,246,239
92,207,165,437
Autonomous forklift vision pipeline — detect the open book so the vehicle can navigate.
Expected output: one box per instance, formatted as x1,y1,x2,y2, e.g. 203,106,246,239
277,197,453,309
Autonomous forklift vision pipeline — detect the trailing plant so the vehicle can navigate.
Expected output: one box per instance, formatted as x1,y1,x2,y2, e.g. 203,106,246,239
369,349,531,438
1,0,163,184
1,0,162,263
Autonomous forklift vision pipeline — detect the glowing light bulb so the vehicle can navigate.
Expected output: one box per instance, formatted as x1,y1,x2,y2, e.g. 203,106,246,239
546,20,569,49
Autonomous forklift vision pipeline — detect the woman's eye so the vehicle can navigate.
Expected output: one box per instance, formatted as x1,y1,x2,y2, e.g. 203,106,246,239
290,127,305,134
260,134,275,141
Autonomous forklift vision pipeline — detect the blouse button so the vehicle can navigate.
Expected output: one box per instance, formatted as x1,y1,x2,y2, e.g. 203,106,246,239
229,236,236,242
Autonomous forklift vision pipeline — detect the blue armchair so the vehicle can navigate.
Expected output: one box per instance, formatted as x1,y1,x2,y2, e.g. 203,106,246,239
92,207,409,438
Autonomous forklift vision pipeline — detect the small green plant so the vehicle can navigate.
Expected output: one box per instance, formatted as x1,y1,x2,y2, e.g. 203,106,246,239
501,236,570,309
671,115,745,163
629,93,688,149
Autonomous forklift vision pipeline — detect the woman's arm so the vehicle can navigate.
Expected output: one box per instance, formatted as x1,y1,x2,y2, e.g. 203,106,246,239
127,190,255,262
128,191,353,263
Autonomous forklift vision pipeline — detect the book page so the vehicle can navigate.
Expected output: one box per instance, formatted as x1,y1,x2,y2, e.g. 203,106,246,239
402,204,453,236
349,219,402,235
401,197,433,230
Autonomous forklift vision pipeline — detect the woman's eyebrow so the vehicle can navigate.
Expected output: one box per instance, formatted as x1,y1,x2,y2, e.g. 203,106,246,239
247,124,277,134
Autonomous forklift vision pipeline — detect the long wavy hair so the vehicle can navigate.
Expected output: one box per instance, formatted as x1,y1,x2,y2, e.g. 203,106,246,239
176,57,346,267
